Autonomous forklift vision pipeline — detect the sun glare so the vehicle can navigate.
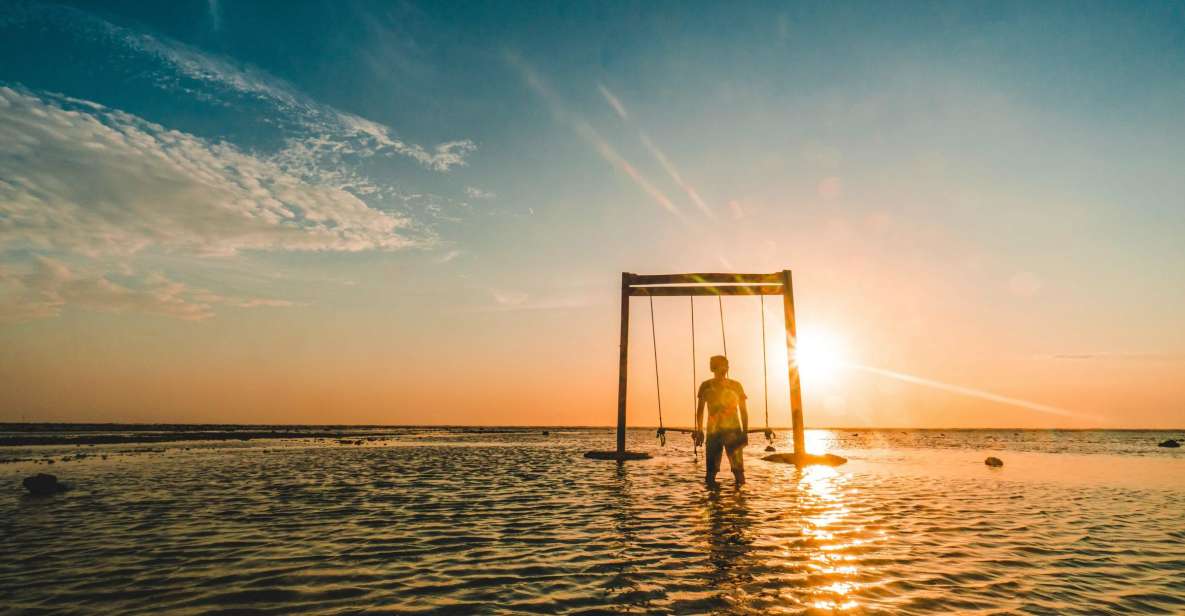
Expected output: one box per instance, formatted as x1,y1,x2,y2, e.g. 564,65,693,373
793,328,848,388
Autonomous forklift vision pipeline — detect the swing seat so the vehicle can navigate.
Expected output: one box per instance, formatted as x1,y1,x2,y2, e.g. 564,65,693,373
762,452,847,466
584,451,652,461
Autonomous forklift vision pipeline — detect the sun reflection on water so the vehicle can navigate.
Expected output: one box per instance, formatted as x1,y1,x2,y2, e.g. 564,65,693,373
795,458,874,612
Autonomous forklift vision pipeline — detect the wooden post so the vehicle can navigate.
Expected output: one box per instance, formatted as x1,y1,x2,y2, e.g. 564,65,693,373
616,272,631,455
781,269,806,455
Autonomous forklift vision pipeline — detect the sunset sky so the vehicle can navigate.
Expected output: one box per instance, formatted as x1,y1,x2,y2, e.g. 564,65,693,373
1,1,1183,428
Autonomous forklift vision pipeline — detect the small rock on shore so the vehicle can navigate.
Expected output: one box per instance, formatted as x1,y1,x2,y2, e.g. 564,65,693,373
985,456,1004,467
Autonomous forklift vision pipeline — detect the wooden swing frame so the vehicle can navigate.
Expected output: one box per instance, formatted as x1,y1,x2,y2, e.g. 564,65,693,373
588,271,806,461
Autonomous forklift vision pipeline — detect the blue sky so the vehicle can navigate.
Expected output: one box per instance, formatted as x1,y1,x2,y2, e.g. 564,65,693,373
1,1,1183,427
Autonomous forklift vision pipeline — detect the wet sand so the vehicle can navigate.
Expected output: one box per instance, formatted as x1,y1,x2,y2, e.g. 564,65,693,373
2,428,1183,614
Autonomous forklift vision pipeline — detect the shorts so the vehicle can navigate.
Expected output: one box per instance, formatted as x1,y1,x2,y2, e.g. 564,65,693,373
705,428,745,476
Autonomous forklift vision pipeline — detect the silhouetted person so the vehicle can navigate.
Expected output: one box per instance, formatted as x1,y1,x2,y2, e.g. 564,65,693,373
694,355,748,487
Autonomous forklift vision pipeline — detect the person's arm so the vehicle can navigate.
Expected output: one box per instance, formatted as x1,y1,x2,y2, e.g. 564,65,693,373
737,383,749,444
694,384,705,445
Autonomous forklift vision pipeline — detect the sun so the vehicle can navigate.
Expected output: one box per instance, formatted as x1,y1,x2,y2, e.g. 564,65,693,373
792,327,848,388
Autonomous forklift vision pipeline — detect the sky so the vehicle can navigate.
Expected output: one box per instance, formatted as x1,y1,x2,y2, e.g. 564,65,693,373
1,0,1183,428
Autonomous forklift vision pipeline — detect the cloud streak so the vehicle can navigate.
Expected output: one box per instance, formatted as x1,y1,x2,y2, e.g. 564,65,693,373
598,83,714,218
849,363,1098,420
1038,352,1184,361
597,84,629,120
509,55,680,217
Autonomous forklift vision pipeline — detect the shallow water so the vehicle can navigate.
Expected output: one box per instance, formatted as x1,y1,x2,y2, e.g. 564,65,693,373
2,428,1184,614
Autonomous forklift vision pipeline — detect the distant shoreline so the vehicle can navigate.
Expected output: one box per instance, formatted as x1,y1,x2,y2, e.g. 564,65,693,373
0,425,563,447
0,423,1180,447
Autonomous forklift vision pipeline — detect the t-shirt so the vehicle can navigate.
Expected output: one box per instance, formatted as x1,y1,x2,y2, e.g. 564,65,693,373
698,378,746,433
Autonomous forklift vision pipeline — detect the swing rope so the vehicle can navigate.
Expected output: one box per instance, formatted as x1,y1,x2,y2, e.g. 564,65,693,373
690,296,697,459
649,296,666,446
717,296,727,356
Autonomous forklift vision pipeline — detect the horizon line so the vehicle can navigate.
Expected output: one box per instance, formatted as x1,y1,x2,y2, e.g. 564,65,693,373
0,422,1181,432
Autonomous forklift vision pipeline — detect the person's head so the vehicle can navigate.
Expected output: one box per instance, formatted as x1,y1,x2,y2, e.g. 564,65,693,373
709,355,729,377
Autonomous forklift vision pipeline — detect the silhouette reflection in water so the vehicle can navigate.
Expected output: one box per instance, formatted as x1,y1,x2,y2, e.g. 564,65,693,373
701,488,757,612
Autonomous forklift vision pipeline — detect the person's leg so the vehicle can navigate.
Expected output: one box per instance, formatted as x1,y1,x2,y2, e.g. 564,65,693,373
726,441,745,485
705,434,723,486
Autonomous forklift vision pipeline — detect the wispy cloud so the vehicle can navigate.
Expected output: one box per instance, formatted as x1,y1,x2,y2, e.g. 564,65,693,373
464,186,496,200
3,1,475,174
491,289,529,306
0,85,432,320
0,257,290,323
0,2,487,320
509,55,680,217
468,288,590,313
207,0,221,32
434,249,463,264
0,87,422,258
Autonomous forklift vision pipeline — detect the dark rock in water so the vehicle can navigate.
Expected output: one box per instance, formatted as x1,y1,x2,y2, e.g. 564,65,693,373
1158,439,1180,448
584,450,651,461
542,430,550,436
23,473,68,495
762,452,847,467
985,456,1004,467
764,445,776,452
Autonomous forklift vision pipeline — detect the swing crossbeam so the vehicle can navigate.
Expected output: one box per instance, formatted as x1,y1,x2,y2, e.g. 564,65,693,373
628,285,783,296
591,270,807,462
629,273,783,285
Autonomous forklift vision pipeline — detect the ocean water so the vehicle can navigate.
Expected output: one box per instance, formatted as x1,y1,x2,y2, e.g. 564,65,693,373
2,428,1183,615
